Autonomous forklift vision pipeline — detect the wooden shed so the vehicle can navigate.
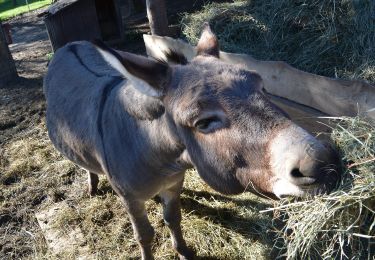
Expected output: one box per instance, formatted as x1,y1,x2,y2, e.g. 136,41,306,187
43,0,128,51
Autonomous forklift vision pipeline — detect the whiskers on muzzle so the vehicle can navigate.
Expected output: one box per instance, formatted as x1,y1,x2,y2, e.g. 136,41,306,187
269,125,342,198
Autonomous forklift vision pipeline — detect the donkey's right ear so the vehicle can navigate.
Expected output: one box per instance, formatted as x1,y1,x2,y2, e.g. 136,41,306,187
93,40,171,98
196,22,220,58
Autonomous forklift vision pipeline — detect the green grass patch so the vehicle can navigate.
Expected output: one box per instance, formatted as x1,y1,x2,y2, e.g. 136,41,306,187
0,0,51,20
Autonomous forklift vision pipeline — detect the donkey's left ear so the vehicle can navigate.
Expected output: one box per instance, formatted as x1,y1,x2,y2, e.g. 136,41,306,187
196,22,220,58
94,40,170,98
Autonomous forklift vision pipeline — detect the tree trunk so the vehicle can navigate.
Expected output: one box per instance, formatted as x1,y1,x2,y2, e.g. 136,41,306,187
12,0,17,7
146,0,168,36
0,22,18,86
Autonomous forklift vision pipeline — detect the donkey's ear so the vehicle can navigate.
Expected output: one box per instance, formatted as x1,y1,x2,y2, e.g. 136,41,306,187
94,40,170,98
196,22,220,58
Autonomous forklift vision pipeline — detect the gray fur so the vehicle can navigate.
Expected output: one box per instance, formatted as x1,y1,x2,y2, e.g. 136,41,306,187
45,41,185,198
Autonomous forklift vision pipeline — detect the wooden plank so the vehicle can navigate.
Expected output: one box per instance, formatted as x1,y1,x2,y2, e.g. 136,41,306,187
269,94,333,135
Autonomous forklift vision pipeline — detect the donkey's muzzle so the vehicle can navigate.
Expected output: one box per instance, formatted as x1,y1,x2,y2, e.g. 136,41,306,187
289,142,341,192
270,125,342,198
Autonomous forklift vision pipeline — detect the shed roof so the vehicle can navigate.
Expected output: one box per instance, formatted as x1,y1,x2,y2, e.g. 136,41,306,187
43,0,81,16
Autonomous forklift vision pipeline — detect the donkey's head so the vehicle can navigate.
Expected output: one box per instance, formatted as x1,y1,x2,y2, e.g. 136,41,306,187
95,24,341,199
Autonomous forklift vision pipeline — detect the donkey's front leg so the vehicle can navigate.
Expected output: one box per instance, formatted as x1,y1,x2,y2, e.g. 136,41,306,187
159,181,195,260
122,198,155,260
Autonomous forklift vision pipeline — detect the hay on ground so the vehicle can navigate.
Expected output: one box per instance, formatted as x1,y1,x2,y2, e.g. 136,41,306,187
181,0,375,83
265,117,374,259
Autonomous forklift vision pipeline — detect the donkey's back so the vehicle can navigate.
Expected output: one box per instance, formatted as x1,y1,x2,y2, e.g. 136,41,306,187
44,41,123,174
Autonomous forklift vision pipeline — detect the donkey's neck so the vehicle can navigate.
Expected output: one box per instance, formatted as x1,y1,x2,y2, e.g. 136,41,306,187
101,82,188,178
118,81,165,120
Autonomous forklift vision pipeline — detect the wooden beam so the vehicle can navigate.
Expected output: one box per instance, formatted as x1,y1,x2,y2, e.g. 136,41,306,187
146,0,168,36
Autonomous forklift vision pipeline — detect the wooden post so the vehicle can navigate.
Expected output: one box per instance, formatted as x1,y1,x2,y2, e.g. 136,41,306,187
0,22,18,86
146,0,168,36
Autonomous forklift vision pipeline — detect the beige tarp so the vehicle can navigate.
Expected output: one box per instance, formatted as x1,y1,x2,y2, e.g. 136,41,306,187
143,35,375,123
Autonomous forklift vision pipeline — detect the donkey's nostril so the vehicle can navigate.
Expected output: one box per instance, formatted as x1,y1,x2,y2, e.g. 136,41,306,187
291,168,305,178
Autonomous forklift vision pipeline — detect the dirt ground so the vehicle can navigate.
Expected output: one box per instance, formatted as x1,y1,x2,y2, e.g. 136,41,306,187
0,8,50,145
0,8,51,258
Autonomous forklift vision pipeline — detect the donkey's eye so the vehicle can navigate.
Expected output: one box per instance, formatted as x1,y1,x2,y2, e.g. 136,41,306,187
194,116,222,133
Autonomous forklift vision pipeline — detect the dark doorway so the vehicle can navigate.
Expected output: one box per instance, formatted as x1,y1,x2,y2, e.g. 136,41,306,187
95,0,120,41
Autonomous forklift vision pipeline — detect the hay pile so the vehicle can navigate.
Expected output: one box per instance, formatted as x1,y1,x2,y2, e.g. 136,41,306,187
265,117,374,259
181,0,375,83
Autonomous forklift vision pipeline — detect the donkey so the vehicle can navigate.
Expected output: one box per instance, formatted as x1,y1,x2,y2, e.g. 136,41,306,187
44,24,340,259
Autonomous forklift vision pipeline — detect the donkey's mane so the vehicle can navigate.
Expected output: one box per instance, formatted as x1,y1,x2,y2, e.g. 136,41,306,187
161,49,188,65
92,39,188,67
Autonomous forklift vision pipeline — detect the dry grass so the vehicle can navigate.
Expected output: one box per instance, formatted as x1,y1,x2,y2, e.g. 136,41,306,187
181,0,375,84
1,120,278,259
48,169,277,259
0,121,82,258
2,119,372,259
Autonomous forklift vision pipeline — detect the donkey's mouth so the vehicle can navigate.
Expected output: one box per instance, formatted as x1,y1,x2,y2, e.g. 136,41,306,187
290,175,317,187
272,178,329,198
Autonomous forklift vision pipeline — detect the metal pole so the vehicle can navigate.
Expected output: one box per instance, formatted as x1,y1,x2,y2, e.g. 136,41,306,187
25,0,30,12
